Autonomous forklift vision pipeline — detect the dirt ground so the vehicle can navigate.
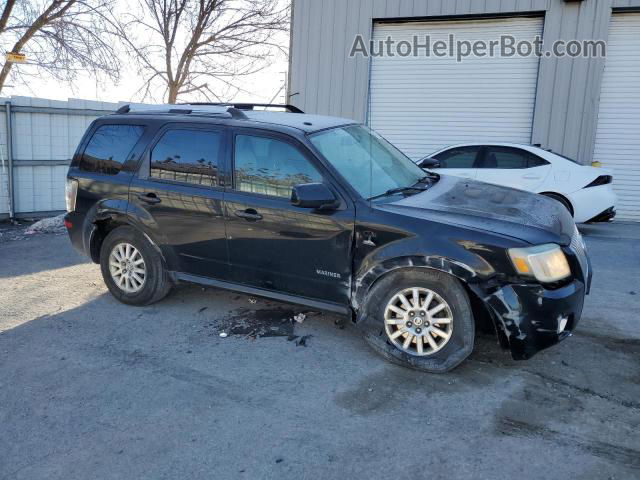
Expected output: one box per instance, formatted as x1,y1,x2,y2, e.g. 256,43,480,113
0,222,639,480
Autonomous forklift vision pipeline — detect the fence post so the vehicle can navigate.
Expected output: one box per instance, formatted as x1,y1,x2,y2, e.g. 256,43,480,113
4,100,14,220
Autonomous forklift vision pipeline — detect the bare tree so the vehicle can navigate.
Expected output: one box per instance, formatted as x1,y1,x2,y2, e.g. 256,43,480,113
0,0,120,95
113,0,288,104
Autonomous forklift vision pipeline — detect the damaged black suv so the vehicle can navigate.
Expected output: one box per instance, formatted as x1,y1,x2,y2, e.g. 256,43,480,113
65,103,591,373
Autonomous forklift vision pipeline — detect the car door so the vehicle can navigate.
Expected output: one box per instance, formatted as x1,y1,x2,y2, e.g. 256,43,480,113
431,146,481,179
128,124,230,279
477,146,551,192
224,129,355,306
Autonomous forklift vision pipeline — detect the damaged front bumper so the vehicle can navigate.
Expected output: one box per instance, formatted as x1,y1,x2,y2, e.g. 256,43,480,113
476,279,587,360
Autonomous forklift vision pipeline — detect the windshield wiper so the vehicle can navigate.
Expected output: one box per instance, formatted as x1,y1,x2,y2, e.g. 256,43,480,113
368,185,427,201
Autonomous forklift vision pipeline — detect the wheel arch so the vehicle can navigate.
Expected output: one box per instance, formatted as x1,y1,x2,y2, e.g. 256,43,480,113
352,255,477,315
540,191,574,217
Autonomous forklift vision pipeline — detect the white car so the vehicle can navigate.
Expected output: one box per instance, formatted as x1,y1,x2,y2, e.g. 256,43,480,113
418,143,617,224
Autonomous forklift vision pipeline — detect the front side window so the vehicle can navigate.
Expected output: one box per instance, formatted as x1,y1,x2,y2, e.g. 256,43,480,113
309,125,425,199
433,147,481,169
150,129,223,187
234,135,322,198
80,124,144,175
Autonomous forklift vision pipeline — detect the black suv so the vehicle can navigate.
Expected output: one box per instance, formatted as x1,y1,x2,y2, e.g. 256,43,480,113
65,103,591,373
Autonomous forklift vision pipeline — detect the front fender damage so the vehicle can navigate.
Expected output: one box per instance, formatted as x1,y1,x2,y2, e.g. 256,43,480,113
352,255,477,312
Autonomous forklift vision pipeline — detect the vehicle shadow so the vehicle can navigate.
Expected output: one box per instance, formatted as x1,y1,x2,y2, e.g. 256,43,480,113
0,234,88,279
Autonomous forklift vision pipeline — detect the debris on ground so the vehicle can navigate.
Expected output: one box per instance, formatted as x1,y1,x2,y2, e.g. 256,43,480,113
334,318,346,330
219,308,296,339
24,214,66,235
198,306,208,313
293,313,306,323
219,332,228,338
295,335,312,347
248,298,257,304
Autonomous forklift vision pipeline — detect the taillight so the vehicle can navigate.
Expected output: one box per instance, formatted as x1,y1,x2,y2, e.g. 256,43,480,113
584,175,612,188
65,178,78,212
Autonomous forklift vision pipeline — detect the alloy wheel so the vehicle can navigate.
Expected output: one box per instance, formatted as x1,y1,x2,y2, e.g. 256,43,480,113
108,242,146,293
383,287,453,356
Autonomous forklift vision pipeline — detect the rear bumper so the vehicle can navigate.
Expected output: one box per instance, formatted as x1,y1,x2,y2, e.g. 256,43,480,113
586,206,616,223
64,212,92,259
480,279,586,360
569,185,617,223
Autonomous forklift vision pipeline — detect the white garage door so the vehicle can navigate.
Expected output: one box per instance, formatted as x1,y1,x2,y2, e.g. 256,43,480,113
369,17,543,160
593,13,640,222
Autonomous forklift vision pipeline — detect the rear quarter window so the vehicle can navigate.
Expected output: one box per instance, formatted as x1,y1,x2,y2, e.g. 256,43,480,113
79,124,145,175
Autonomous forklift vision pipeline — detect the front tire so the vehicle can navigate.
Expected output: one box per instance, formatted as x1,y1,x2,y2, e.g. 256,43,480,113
359,269,474,373
99,226,172,306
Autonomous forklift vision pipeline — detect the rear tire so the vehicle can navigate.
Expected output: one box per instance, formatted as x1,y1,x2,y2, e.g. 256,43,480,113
99,226,172,306
359,269,474,373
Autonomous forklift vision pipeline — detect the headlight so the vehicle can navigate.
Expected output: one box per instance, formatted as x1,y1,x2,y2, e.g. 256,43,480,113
508,244,571,283
65,178,78,213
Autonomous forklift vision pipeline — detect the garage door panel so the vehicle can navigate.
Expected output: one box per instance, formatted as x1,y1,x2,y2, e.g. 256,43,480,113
594,13,640,221
369,17,543,159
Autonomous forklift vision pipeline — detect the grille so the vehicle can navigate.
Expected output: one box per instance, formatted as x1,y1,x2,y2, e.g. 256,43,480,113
570,226,589,279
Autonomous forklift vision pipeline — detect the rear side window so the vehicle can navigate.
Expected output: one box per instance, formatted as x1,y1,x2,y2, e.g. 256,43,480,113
433,147,481,168
528,154,550,168
80,124,144,175
150,129,223,187
234,135,322,198
481,146,549,169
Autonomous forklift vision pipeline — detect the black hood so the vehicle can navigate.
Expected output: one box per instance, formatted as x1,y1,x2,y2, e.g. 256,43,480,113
379,175,575,246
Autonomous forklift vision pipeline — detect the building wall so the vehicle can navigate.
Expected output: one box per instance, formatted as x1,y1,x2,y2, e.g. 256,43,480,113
289,0,640,164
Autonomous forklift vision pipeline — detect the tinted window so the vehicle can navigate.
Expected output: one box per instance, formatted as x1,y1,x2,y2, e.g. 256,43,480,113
80,124,144,175
528,154,550,168
234,135,322,198
151,129,223,187
481,147,549,169
433,147,480,168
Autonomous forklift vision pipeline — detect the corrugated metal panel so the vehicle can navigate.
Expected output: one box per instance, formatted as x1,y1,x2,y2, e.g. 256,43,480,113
369,17,544,159
593,13,640,221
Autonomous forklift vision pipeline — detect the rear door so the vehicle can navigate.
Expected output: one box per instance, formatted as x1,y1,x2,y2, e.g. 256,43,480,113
128,124,230,279
223,129,355,306
431,146,481,179
477,146,551,192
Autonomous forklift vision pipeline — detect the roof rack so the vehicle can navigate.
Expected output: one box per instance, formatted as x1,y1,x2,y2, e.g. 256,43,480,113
115,103,249,119
185,102,304,113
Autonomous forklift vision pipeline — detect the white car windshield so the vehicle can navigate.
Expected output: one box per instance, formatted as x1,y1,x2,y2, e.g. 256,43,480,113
310,125,426,199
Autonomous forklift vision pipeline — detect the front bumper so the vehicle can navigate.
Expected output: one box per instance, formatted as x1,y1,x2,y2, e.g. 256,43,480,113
480,279,586,360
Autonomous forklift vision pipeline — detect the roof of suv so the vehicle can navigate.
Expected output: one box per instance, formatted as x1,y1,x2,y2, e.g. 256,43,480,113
241,111,357,133
109,104,357,134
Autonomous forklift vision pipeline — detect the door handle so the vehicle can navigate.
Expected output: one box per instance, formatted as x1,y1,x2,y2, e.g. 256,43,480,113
235,208,263,221
523,175,541,180
137,192,161,204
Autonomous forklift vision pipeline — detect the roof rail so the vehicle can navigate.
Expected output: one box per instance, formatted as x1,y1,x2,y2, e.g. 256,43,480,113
185,102,304,113
114,103,249,119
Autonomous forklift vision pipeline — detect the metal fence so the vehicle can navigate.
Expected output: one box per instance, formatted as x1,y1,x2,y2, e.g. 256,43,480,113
0,96,119,219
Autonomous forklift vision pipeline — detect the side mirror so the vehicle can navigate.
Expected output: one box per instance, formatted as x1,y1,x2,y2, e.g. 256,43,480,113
291,183,339,210
418,157,441,169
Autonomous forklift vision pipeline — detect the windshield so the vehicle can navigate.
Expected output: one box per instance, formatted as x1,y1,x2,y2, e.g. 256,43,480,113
309,125,426,199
